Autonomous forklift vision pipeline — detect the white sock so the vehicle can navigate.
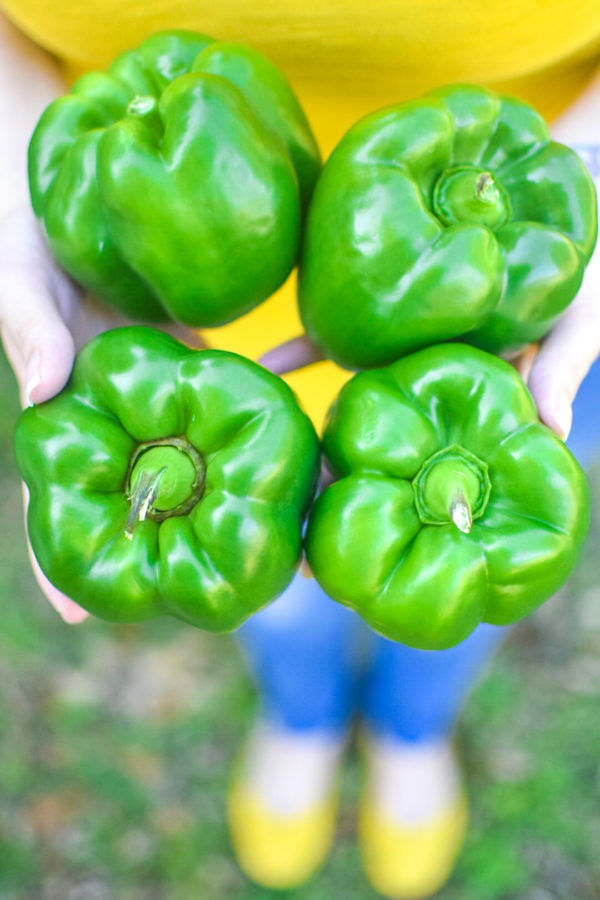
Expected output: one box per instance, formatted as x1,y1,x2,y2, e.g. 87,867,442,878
241,721,345,816
364,733,461,826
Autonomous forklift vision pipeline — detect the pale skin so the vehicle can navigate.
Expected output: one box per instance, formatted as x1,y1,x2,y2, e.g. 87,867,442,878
1,12,599,623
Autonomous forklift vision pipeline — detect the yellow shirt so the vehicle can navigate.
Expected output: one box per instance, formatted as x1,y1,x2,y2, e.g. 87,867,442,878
4,0,600,425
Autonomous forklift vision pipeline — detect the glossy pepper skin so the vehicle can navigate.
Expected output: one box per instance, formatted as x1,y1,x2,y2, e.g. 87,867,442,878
28,30,321,325
305,344,590,650
299,85,598,369
15,327,320,631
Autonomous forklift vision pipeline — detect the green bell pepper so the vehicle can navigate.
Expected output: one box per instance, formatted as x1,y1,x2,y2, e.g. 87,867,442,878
15,327,320,631
29,30,320,325
305,344,589,649
299,84,597,369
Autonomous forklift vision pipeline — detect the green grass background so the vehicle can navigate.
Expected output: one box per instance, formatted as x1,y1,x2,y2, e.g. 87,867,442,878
1,348,599,900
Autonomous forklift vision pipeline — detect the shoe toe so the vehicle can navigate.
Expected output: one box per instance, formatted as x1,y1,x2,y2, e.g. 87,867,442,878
359,792,468,899
227,777,338,889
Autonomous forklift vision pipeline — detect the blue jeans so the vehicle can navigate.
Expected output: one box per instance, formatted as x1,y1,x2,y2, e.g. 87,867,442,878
238,358,600,742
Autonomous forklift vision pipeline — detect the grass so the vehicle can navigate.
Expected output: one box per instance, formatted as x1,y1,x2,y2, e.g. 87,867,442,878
0,348,599,899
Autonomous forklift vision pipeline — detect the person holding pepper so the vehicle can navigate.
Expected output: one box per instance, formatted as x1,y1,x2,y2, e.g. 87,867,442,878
1,3,600,896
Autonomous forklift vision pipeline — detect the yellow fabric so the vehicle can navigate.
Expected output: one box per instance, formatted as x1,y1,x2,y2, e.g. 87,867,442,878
227,773,338,888
4,0,600,426
359,791,469,898
4,0,600,134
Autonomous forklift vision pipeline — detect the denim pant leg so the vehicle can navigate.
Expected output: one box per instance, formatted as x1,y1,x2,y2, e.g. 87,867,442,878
237,571,364,735
361,623,508,743
567,355,600,468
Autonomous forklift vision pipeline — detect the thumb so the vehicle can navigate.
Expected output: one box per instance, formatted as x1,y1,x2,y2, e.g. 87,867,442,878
1,265,75,406
527,295,600,440
527,349,574,441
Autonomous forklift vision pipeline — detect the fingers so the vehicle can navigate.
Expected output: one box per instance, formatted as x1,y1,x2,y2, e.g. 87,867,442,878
526,282,600,439
511,342,539,384
27,541,89,624
259,334,324,374
65,293,209,353
21,485,88,624
160,322,207,349
299,556,314,578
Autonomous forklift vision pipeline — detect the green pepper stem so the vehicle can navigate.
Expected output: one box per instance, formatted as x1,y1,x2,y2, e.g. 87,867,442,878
450,490,472,534
126,94,163,141
124,467,167,539
432,167,508,230
475,172,495,200
124,436,206,538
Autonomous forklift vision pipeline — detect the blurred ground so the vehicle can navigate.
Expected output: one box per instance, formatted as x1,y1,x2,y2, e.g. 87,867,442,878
0,348,599,900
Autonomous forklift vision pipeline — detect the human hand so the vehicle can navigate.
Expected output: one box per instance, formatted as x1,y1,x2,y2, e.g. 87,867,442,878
263,84,600,443
514,237,600,440
1,204,203,623
261,249,599,443
262,271,600,443
521,82,600,440
1,205,91,623
261,221,600,444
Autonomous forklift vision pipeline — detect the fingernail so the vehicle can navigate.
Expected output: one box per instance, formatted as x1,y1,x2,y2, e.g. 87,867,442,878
25,352,41,407
553,390,573,441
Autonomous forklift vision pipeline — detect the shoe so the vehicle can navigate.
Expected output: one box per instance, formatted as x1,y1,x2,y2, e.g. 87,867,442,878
359,733,468,898
227,721,343,888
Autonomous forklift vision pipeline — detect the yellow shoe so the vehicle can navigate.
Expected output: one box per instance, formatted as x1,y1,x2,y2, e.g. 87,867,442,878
227,774,338,889
226,723,344,889
358,734,469,899
359,789,468,898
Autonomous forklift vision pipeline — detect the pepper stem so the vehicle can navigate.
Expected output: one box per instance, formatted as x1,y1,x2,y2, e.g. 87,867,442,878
125,467,167,539
450,490,473,534
126,94,163,141
432,166,509,230
475,172,495,200
123,437,206,539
